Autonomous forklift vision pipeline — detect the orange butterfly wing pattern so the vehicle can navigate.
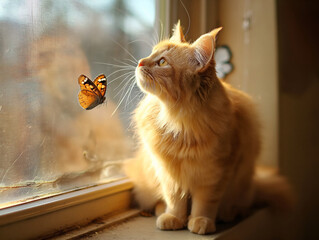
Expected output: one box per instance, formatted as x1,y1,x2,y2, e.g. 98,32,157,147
93,74,107,98
78,74,107,110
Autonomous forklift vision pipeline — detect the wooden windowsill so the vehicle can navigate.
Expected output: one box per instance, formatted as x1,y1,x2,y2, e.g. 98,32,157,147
0,178,133,240
54,208,280,240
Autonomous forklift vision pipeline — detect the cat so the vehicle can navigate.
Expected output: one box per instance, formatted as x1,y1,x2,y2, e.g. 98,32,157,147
124,21,293,235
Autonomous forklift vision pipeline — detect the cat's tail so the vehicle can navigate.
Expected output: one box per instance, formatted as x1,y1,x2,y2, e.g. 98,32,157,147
253,168,295,213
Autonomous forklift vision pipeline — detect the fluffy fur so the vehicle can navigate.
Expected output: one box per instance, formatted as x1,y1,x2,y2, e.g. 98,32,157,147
124,22,292,234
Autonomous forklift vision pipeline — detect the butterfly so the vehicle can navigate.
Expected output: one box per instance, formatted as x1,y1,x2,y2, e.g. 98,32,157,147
78,74,107,110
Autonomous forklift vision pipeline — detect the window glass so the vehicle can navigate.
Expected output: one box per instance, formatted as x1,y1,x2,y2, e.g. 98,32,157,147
0,0,155,208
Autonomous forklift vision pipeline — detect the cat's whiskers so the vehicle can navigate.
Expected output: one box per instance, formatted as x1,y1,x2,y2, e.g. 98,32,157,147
125,90,143,108
151,33,157,47
128,39,153,49
125,91,144,132
113,73,136,99
123,76,137,109
94,60,136,96
112,74,136,116
122,58,139,66
110,39,138,63
159,19,165,42
107,68,134,79
113,58,137,67
179,0,191,37
93,63,134,81
94,40,139,116
152,18,166,46
152,23,160,46
113,72,135,93
108,71,134,85
94,61,135,69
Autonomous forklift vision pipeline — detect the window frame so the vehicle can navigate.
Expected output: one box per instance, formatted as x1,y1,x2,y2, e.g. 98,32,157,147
0,178,133,239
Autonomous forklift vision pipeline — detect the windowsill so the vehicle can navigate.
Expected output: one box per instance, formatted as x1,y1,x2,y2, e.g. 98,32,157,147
0,178,133,240
53,208,277,240
0,178,285,240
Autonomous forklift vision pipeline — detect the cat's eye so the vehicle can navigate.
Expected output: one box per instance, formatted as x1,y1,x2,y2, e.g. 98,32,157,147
158,58,168,67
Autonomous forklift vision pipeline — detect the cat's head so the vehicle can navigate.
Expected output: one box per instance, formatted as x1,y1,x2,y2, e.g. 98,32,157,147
136,21,222,105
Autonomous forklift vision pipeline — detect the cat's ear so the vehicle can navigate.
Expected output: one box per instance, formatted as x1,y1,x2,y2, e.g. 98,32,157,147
170,20,186,43
191,27,222,72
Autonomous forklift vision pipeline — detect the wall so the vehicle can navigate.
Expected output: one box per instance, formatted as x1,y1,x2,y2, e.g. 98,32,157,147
217,0,279,167
277,1,319,239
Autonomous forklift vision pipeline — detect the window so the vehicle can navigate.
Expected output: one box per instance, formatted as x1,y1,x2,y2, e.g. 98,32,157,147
0,0,156,209
0,0,283,239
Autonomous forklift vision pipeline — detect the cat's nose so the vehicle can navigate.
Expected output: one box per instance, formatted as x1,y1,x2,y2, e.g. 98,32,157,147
138,59,145,67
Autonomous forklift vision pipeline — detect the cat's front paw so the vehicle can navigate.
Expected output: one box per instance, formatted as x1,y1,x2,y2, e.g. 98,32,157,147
156,213,186,230
188,216,216,234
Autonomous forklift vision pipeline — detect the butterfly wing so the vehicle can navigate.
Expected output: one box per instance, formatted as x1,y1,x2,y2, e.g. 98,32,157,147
93,74,107,101
78,90,100,110
78,74,102,110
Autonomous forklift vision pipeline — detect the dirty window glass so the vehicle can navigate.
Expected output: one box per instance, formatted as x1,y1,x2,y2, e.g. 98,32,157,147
0,0,155,208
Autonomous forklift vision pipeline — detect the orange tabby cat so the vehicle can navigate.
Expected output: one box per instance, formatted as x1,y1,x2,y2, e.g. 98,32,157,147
124,22,293,234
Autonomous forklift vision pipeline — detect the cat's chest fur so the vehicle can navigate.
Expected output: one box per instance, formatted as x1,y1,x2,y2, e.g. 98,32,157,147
136,96,230,189
144,122,224,190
